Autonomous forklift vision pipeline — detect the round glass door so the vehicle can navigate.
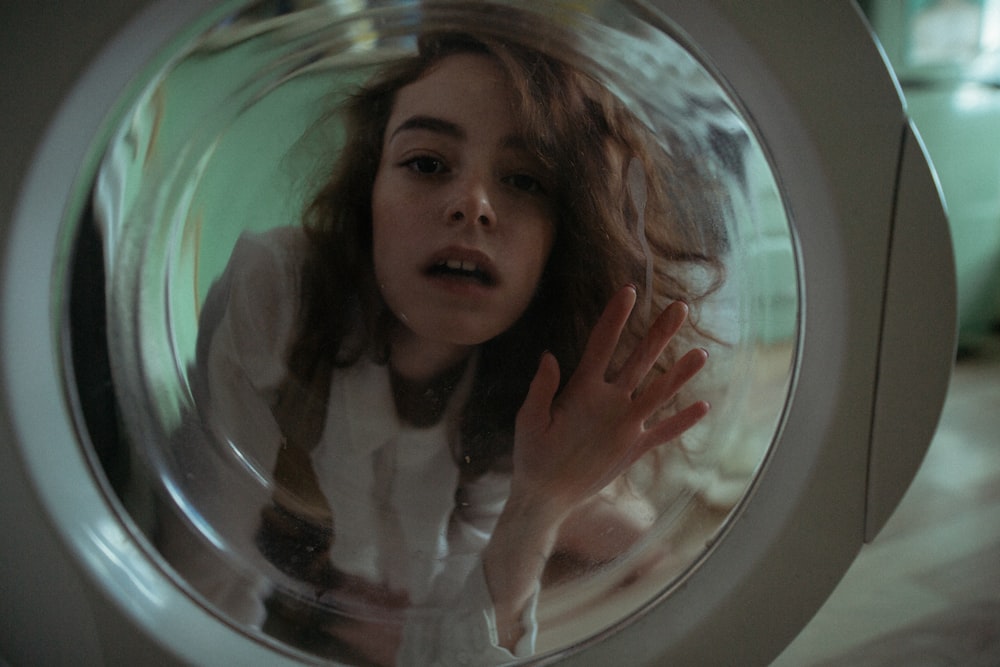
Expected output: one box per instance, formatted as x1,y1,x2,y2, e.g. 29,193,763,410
62,0,798,663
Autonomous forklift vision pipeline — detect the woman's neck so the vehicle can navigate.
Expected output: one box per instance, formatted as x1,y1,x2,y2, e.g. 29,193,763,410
389,359,468,427
387,327,473,384
387,327,474,427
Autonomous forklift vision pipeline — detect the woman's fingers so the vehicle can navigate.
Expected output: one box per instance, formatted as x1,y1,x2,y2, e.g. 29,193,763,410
632,346,709,419
635,400,710,460
576,285,638,379
516,351,561,436
615,300,688,391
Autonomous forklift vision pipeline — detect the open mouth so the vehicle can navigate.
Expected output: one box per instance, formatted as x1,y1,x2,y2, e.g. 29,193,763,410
427,258,496,286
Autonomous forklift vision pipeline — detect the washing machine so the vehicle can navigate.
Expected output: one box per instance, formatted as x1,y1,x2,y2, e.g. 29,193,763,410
0,1,956,665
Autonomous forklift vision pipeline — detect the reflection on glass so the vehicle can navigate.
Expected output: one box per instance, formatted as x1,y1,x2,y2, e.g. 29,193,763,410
69,1,798,664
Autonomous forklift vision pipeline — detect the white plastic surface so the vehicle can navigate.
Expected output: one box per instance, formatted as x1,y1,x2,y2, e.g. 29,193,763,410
0,2,953,666
866,121,956,541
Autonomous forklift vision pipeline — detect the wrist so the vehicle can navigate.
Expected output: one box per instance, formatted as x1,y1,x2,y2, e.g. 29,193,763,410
504,481,577,529
485,492,562,568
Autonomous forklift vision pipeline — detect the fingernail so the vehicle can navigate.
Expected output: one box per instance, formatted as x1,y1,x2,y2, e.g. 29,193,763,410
626,281,639,292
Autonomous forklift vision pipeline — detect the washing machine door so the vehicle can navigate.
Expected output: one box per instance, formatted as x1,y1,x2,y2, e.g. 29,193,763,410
0,1,955,666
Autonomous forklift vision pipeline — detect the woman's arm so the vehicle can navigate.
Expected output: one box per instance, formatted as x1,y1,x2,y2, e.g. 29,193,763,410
157,228,309,625
482,284,710,649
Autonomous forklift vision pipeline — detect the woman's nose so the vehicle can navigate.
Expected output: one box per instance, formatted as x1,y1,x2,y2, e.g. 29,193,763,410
446,177,496,227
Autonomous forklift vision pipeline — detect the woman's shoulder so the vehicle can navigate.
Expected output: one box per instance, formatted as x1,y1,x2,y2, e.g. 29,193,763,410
202,226,313,369
228,225,311,278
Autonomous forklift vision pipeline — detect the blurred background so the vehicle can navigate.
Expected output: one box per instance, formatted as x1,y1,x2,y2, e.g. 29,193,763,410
776,1,1000,664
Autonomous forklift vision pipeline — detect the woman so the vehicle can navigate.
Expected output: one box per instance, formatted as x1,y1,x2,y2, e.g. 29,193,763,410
189,26,723,666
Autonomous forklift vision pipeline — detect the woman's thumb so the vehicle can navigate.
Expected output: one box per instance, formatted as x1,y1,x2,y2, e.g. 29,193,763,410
516,351,560,432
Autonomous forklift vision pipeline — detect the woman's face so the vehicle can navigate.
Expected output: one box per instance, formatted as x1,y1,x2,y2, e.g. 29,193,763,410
371,53,557,353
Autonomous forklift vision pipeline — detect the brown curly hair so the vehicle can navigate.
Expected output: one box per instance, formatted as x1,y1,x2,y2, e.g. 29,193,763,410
286,27,726,479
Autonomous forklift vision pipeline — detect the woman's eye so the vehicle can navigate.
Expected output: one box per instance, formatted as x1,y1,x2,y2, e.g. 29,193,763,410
504,173,545,194
404,156,447,175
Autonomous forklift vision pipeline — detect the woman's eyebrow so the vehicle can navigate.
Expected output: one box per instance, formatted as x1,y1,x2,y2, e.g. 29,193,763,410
500,134,530,152
390,115,465,141
389,114,534,157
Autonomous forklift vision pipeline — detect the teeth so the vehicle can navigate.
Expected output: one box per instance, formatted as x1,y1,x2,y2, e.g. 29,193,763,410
442,259,480,273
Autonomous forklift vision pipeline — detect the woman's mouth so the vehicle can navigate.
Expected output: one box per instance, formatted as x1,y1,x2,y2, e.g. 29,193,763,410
425,249,498,287
428,259,495,285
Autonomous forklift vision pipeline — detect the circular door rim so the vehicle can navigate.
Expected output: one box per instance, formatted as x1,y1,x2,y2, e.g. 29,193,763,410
0,2,941,666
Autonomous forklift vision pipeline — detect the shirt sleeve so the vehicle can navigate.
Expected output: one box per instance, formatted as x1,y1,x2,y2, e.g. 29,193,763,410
159,226,308,626
395,472,539,666
396,562,538,667
199,226,308,472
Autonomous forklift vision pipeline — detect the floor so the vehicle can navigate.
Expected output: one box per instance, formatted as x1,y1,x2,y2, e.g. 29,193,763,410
773,335,1000,666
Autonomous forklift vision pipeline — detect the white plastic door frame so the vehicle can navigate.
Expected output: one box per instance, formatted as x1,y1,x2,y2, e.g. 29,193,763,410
0,2,953,666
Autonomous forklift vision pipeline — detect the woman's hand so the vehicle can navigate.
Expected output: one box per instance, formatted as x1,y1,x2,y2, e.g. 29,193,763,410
511,284,709,518
482,285,708,649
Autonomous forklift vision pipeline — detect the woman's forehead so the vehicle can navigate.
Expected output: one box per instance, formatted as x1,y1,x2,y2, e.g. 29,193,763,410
385,53,526,141
397,53,513,110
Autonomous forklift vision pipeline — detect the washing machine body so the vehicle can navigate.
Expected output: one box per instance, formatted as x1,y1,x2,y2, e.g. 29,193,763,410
0,1,955,665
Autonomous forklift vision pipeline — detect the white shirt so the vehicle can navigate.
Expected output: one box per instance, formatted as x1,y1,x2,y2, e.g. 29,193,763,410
190,226,535,665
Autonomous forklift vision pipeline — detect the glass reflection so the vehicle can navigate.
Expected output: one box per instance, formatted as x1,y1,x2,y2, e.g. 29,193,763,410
70,1,797,664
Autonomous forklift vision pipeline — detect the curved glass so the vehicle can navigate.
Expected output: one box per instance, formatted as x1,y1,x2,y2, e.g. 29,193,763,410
65,0,798,663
